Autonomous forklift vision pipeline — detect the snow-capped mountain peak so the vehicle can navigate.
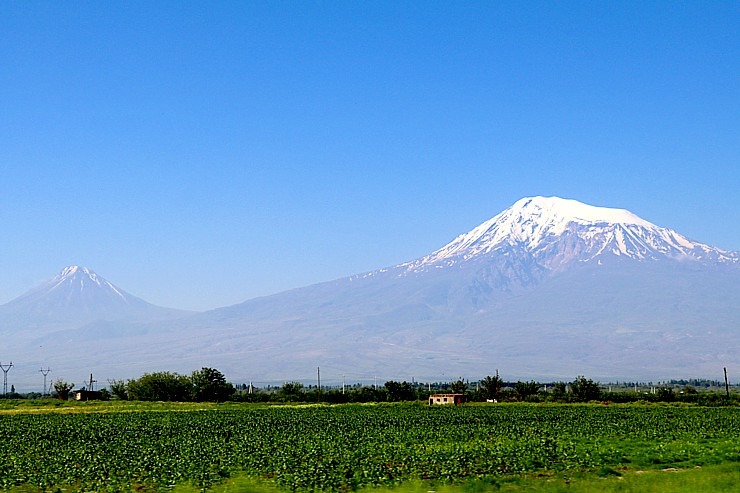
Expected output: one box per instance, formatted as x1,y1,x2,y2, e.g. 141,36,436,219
0,266,191,329
51,265,126,299
404,196,738,272
450,196,655,250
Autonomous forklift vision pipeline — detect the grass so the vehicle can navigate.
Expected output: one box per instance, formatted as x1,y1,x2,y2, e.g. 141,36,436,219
174,463,740,493
0,398,251,414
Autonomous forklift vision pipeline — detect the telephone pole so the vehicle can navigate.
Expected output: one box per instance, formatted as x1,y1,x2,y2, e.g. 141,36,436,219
0,362,13,397
40,367,51,397
724,368,730,398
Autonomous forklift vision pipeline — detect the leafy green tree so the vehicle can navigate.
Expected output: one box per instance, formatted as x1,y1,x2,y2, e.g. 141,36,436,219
450,379,468,394
656,387,675,402
279,381,304,401
550,381,568,401
480,374,503,401
384,380,415,401
350,386,381,403
515,380,541,401
191,367,235,402
569,376,601,402
53,379,74,400
109,379,128,400
127,371,192,401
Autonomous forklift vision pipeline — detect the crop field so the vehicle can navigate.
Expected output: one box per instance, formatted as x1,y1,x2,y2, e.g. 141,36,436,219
0,403,738,492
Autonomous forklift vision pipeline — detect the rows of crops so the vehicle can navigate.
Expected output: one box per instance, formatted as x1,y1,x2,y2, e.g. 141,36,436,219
0,404,738,492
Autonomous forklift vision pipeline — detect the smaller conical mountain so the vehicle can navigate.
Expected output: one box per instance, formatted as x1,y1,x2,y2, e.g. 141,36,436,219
0,266,189,331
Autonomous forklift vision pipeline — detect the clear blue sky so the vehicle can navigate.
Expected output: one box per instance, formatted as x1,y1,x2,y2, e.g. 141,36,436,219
1,2,738,311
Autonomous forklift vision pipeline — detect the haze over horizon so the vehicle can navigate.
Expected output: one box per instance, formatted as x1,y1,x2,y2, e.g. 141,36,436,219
2,3,738,311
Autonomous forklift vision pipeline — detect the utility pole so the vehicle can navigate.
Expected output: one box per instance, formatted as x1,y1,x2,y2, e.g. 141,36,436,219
0,362,13,397
724,368,730,398
40,367,51,397
88,373,96,391
342,375,345,395
317,367,321,403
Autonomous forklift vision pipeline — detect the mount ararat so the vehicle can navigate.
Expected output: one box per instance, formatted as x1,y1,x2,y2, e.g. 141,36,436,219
2,197,739,390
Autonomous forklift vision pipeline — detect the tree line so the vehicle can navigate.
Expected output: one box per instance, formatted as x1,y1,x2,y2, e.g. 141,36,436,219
233,374,736,405
48,367,235,402
16,370,737,405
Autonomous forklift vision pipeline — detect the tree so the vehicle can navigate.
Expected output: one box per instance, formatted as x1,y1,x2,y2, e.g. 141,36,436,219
350,386,381,403
109,379,129,400
515,380,541,401
569,376,601,402
127,372,191,401
550,381,568,401
656,387,675,402
279,381,304,401
191,367,235,402
384,381,415,402
53,379,74,400
450,379,468,394
479,373,503,401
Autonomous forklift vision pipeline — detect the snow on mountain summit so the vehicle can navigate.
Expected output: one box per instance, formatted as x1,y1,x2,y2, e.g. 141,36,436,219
507,196,653,229
404,196,738,272
49,265,127,300
7,265,134,311
0,266,192,329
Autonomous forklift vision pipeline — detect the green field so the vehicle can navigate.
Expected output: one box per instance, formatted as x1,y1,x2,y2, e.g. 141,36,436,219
0,402,738,492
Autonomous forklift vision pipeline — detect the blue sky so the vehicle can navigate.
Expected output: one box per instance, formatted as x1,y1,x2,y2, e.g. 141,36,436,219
1,2,738,311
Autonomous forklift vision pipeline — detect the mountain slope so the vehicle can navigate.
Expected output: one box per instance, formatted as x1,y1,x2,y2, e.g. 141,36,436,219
162,196,739,381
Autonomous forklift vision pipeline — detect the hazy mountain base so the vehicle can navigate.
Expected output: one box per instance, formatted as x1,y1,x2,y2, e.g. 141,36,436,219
8,258,740,389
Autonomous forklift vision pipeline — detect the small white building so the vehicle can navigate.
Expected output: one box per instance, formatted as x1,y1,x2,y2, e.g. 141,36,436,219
429,393,467,405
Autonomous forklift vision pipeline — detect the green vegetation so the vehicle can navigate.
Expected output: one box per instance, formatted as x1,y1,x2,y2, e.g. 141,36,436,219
229,375,739,405
106,367,235,402
8,368,738,406
52,379,74,400
185,463,740,493
0,403,738,492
